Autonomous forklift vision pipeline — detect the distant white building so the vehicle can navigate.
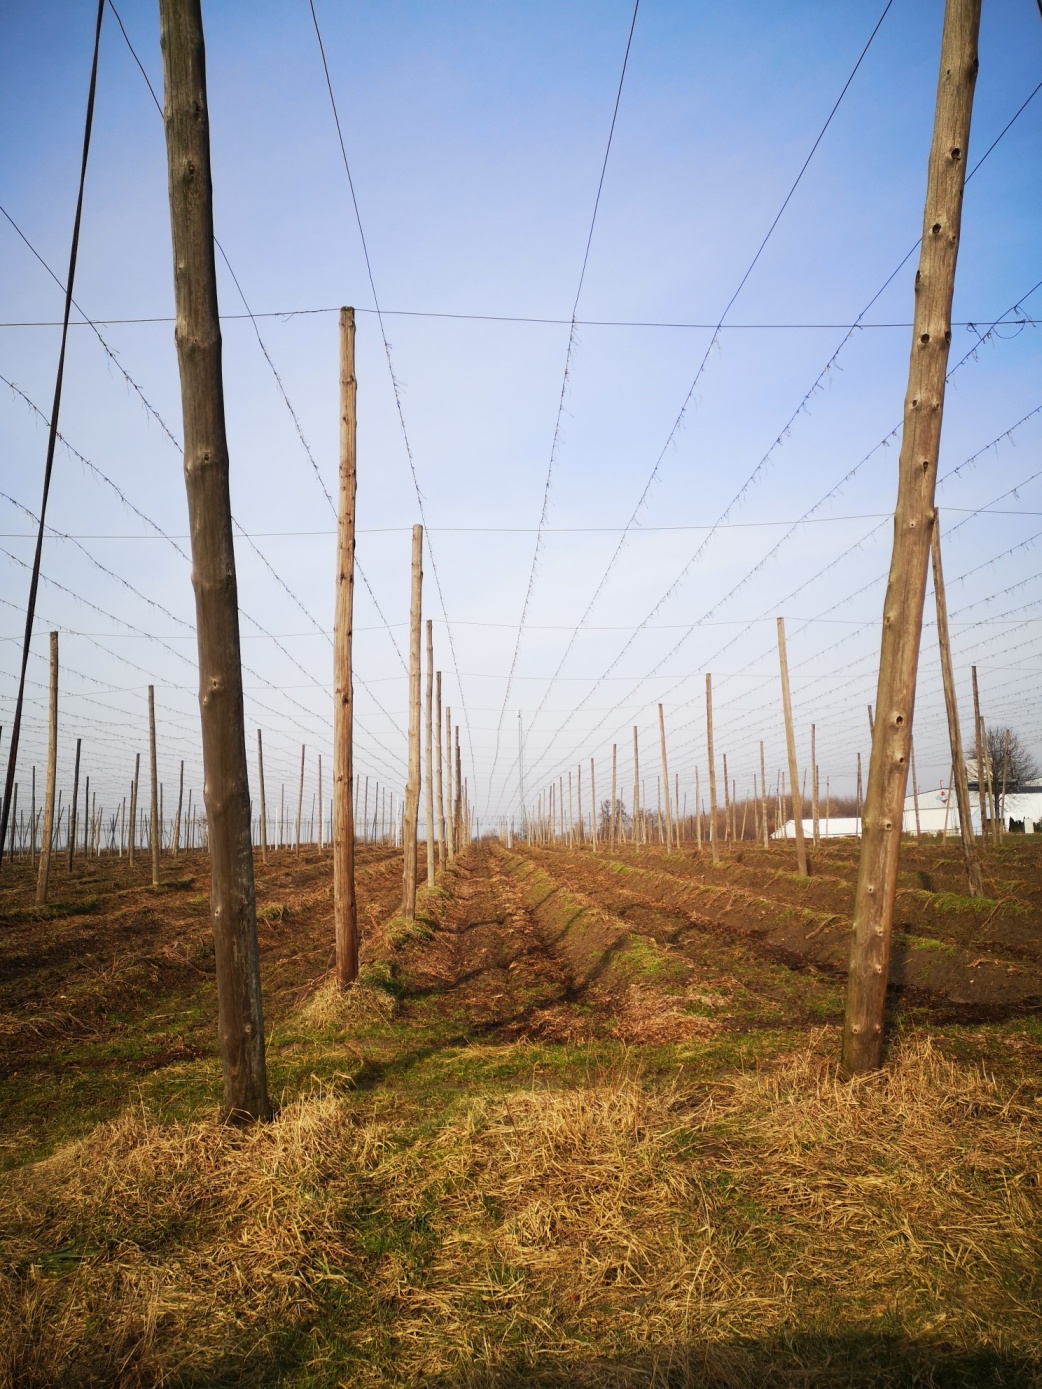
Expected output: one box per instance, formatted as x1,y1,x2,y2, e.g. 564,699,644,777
772,781,1042,839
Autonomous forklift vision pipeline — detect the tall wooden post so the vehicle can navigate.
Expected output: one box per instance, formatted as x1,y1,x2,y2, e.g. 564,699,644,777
425,620,435,885
970,666,987,845
722,754,730,843
173,759,184,859
148,685,161,888
759,741,769,848
706,674,720,867
159,0,269,1120
590,757,598,851
128,754,139,866
334,309,358,983
695,767,702,850
35,632,58,905
402,524,423,917
777,619,808,876
67,736,81,872
658,704,673,852
444,706,454,862
435,674,447,868
454,725,462,853
841,0,980,1077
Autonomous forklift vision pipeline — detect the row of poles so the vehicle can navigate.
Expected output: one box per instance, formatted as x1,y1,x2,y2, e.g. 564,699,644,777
0,0,995,1117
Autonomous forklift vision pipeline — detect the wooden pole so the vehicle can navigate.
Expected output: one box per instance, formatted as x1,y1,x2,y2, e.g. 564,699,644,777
67,736,81,872
695,768,702,850
173,759,184,859
776,619,808,876
256,730,268,865
722,753,730,844
129,754,139,866
295,743,305,856
35,632,58,905
435,672,446,868
159,0,269,1120
842,0,980,1077
444,711,454,861
425,619,435,885
403,525,423,916
577,764,584,845
454,725,462,853
706,674,720,866
1000,727,1010,836
148,685,161,888
632,728,640,847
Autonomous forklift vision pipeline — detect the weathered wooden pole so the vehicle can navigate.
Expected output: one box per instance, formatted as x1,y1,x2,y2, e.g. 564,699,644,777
856,754,863,835
841,0,980,1077
695,767,702,850
722,753,730,843
159,0,269,1120
658,704,673,851
435,672,446,869
173,759,184,859
454,725,462,852
128,754,139,866
590,757,598,852
706,674,719,867
776,619,808,876
444,707,454,862
35,632,58,905
295,743,305,856
1000,728,1010,835
425,619,435,885
67,736,81,872
148,685,161,887
402,524,423,916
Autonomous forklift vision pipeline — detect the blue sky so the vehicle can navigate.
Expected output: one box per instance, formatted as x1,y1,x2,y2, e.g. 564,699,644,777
2,0,1040,833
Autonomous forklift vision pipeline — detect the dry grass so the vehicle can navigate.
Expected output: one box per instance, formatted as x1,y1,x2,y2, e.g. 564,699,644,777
1,1034,1040,1386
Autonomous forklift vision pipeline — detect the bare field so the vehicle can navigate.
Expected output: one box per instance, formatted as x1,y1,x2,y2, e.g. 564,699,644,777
1,838,1040,1386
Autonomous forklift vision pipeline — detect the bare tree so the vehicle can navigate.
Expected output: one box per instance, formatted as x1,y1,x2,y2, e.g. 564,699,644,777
985,727,1040,794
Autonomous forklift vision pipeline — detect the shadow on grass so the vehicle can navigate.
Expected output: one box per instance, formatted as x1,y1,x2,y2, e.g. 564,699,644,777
168,1331,1041,1388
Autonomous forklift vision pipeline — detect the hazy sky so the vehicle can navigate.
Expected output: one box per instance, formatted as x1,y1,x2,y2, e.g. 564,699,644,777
2,0,1041,834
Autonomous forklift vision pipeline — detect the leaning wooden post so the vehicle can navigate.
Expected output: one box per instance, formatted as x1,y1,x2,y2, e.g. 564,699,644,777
425,620,435,885
35,632,58,905
658,704,673,852
841,0,980,1077
435,672,447,868
338,304,364,977
173,759,184,859
759,741,769,848
148,685,161,887
776,619,808,877
706,674,720,867
67,736,81,873
256,731,268,865
159,0,269,1120
402,524,423,917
